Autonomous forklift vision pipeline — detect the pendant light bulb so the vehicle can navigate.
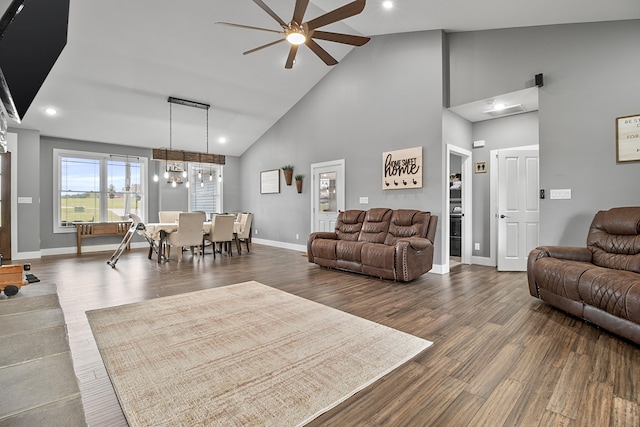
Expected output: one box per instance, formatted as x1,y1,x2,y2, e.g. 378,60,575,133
182,170,187,178
171,180,177,188
185,180,190,188
153,173,159,182
164,170,169,179
218,174,222,183
209,172,213,181
198,170,202,179
200,180,204,188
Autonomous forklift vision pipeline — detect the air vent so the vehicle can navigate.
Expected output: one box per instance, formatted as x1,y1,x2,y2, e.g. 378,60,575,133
483,104,526,117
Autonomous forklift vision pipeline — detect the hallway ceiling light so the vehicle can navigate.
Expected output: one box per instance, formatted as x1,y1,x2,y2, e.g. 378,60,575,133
483,104,526,117
383,1,394,9
45,107,58,116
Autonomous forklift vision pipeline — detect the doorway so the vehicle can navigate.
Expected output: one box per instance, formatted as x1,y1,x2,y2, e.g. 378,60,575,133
446,145,472,271
310,159,345,233
0,152,11,259
491,147,539,271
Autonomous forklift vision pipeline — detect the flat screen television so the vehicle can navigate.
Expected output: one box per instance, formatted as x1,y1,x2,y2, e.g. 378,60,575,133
0,0,69,123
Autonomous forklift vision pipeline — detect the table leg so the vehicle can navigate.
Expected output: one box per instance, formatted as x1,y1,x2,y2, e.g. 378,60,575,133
158,231,166,263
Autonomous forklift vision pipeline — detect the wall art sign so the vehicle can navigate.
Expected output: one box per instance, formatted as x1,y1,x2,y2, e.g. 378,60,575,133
616,114,640,162
260,169,280,194
382,146,423,190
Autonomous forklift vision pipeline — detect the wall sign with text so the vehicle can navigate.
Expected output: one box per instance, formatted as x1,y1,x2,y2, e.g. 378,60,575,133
382,146,423,190
616,114,640,162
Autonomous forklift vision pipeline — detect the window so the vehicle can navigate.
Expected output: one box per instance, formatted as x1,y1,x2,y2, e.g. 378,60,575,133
188,164,222,216
54,149,147,232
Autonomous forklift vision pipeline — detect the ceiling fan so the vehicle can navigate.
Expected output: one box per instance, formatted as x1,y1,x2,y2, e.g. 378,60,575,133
217,0,370,69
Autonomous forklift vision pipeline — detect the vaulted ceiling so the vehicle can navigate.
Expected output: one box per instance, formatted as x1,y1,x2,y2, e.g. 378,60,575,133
7,0,640,156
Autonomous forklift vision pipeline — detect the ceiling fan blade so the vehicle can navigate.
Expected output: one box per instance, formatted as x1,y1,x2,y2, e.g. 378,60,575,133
285,45,299,69
306,0,366,31
243,38,286,55
253,0,287,28
305,38,338,66
311,30,370,46
292,0,310,24
216,22,283,35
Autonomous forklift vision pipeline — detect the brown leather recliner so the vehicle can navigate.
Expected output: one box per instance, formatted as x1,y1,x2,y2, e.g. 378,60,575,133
527,206,640,345
307,208,438,282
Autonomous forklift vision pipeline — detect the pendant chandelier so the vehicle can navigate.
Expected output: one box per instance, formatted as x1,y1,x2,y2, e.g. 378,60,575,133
152,97,225,186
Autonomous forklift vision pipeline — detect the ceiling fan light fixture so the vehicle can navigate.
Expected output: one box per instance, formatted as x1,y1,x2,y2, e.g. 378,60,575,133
286,30,306,45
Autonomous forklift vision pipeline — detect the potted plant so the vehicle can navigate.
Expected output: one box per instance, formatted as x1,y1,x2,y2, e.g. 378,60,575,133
295,174,304,193
282,165,294,186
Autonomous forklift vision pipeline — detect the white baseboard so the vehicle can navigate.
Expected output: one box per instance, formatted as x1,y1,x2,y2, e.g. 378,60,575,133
429,264,446,275
471,256,495,267
40,241,149,257
11,250,42,261
252,238,306,253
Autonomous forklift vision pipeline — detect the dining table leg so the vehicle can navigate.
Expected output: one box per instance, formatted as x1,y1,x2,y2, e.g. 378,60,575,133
158,230,166,263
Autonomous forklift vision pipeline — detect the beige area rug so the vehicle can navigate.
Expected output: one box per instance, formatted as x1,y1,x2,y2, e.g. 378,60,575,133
86,281,432,426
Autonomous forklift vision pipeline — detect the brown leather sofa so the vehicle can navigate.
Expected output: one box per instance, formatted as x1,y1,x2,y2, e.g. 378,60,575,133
307,208,438,282
527,206,640,345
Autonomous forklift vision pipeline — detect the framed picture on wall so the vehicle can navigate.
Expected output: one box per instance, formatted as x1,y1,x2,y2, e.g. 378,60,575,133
616,114,640,162
260,169,280,194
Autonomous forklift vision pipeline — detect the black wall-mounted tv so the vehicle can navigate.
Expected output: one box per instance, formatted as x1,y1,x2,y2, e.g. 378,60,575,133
0,0,69,123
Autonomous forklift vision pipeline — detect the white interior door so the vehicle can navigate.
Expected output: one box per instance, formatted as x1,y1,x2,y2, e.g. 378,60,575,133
497,149,539,271
310,159,345,232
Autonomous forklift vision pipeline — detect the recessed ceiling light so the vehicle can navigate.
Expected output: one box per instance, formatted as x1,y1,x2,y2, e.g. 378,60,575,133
45,107,58,116
382,1,393,9
493,103,506,111
218,137,227,144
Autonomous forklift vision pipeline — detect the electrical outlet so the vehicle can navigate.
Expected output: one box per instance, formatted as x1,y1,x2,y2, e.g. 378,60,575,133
296,234,299,240
474,243,480,251
255,229,258,235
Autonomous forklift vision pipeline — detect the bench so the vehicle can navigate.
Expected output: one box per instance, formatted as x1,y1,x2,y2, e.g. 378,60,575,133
74,221,131,255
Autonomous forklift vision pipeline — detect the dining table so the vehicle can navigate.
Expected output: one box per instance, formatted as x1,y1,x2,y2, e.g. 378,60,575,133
143,220,241,263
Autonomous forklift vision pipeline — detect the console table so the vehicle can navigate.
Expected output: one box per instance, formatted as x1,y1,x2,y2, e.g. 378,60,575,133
74,221,131,255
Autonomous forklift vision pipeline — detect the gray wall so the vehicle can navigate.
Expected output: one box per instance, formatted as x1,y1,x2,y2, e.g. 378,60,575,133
239,31,448,263
470,112,539,257
10,128,41,253
222,155,242,213
450,20,640,246
39,136,157,250
15,19,640,261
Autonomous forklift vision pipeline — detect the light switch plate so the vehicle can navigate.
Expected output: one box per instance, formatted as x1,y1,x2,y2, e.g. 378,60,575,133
359,197,369,204
549,189,571,200
18,197,33,204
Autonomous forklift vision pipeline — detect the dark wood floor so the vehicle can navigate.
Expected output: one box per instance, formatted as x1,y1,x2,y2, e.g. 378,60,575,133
24,244,640,426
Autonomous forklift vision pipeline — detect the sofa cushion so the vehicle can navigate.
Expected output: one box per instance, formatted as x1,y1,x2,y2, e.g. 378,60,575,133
311,239,337,261
361,243,396,280
384,210,431,246
588,207,640,273
578,267,640,324
533,258,596,301
336,210,365,241
358,208,392,244
336,241,365,262
361,242,395,270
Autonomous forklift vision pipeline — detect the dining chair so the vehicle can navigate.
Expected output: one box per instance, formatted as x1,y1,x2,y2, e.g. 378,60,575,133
158,211,182,223
166,212,205,262
235,213,253,254
206,214,235,259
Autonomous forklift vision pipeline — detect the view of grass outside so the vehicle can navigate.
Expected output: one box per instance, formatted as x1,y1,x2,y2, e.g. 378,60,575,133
58,153,145,227
60,193,142,225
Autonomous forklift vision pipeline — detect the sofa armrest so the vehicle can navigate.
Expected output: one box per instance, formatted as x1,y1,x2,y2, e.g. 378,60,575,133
527,246,593,297
534,246,593,262
395,237,434,281
307,232,338,262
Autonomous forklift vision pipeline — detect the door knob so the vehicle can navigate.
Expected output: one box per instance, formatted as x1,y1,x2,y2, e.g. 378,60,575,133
500,214,509,219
